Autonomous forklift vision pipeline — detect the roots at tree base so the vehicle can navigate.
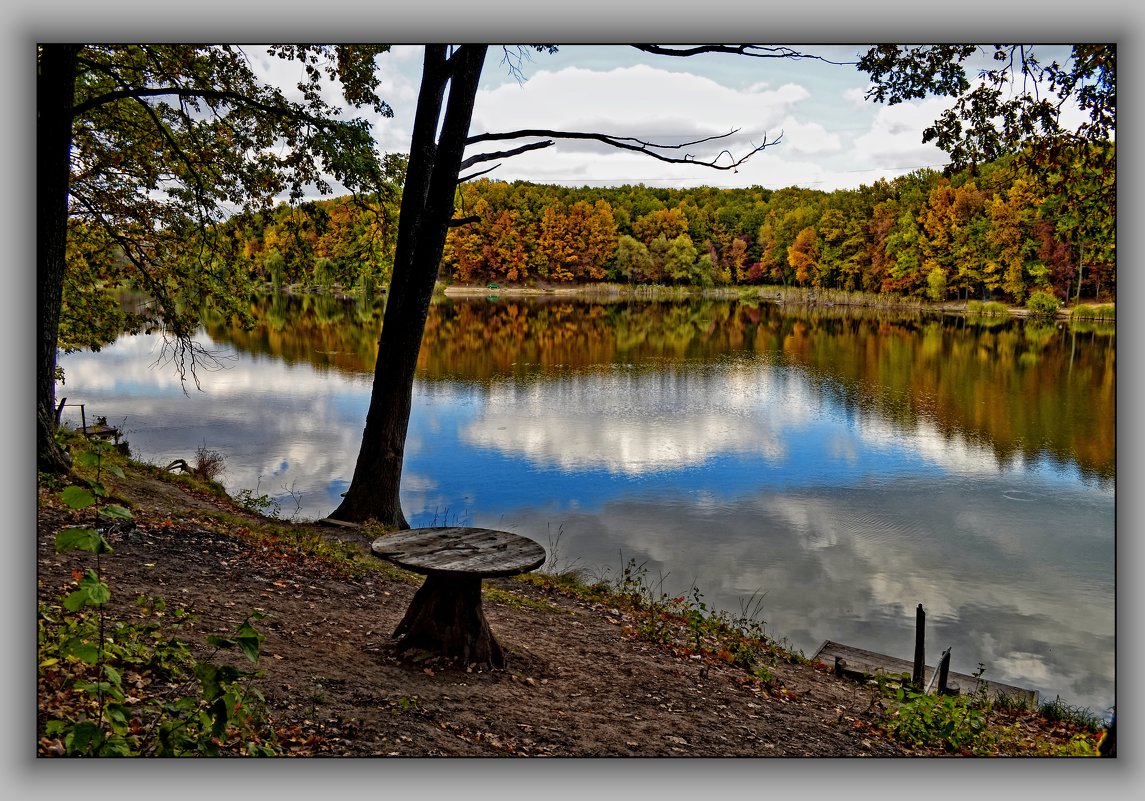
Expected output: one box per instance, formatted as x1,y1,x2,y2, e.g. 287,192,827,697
392,573,505,669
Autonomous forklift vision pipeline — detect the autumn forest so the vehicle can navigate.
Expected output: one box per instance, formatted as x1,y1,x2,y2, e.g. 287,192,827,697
209,144,1114,308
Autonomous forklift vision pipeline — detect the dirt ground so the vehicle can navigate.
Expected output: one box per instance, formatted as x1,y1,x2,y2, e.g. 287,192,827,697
37,465,929,758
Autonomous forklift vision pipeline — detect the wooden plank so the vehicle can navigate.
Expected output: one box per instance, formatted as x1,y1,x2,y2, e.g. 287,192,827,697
812,640,1039,705
317,517,360,529
83,424,119,438
372,527,546,578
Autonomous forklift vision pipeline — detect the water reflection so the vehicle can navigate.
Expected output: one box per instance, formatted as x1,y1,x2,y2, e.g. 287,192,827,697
206,295,1115,483
56,293,1115,717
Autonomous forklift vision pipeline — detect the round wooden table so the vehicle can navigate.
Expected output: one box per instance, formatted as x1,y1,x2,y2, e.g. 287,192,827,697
371,527,546,668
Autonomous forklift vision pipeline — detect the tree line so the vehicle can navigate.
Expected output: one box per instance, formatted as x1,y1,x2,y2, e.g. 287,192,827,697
218,143,1114,308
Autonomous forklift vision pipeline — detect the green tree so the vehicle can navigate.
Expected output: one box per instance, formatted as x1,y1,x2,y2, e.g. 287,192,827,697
815,207,846,289
664,233,699,284
858,45,1114,175
614,234,655,283
926,265,948,303
1037,142,1116,302
858,45,1115,301
38,44,390,472
986,176,1043,301
883,208,926,295
632,206,689,245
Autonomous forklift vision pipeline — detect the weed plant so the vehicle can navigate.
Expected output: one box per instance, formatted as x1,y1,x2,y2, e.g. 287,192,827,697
38,438,279,756
873,665,1106,756
965,299,1012,317
1070,303,1115,322
193,444,226,481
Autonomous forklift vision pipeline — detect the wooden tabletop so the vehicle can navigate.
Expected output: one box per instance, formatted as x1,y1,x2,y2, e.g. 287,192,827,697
371,527,547,578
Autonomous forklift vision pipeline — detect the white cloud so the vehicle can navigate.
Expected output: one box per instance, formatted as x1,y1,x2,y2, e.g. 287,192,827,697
851,97,950,171
456,364,820,474
775,116,842,155
461,65,816,187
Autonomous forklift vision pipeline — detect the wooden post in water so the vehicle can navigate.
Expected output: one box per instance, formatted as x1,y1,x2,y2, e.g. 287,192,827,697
912,604,926,688
937,648,954,695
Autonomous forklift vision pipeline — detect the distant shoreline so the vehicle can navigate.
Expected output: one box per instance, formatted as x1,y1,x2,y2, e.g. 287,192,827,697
439,282,1100,320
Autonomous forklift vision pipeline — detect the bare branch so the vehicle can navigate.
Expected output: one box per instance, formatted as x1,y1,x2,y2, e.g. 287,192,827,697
152,334,236,395
459,139,554,171
465,128,782,171
630,44,857,66
457,164,502,183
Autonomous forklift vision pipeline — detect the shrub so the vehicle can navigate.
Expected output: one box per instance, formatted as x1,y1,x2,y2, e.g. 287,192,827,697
194,445,226,482
1026,290,1060,318
881,688,995,754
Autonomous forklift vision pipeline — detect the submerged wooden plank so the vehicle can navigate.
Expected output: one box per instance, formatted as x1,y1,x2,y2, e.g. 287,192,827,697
812,640,1039,706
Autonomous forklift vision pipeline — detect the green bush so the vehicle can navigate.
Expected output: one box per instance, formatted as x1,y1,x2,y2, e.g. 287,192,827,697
1026,290,1060,318
881,689,995,754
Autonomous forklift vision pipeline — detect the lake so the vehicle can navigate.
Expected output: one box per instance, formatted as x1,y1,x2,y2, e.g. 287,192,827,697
56,291,1116,718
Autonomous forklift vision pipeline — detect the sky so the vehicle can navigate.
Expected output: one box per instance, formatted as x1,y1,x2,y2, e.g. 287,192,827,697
254,43,1082,195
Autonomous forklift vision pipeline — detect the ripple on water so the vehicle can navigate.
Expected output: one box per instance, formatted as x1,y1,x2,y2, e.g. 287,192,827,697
1002,490,1040,502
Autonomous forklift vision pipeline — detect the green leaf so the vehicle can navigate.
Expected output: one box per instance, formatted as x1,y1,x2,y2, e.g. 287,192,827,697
62,636,100,665
75,451,102,468
107,465,126,479
105,705,131,729
63,589,91,612
101,737,133,756
196,662,222,701
234,621,265,663
64,570,111,610
98,504,133,520
56,527,113,555
66,721,105,755
208,696,230,737
77,678,125,702
60,485,96,510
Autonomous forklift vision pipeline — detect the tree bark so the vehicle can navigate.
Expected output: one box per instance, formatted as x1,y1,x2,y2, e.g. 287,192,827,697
37,45,80,474
390,573,505,668
330,45,488,526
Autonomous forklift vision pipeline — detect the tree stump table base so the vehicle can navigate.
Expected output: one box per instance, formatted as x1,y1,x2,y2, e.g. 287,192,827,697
371,527,546,670
391,573,505,669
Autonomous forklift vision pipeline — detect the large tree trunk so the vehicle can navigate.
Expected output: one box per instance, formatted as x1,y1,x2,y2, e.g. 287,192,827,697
330,45,488,526
37,45,80,474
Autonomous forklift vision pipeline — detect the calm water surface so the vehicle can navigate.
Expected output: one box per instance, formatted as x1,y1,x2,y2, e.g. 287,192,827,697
57,294,1115,717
